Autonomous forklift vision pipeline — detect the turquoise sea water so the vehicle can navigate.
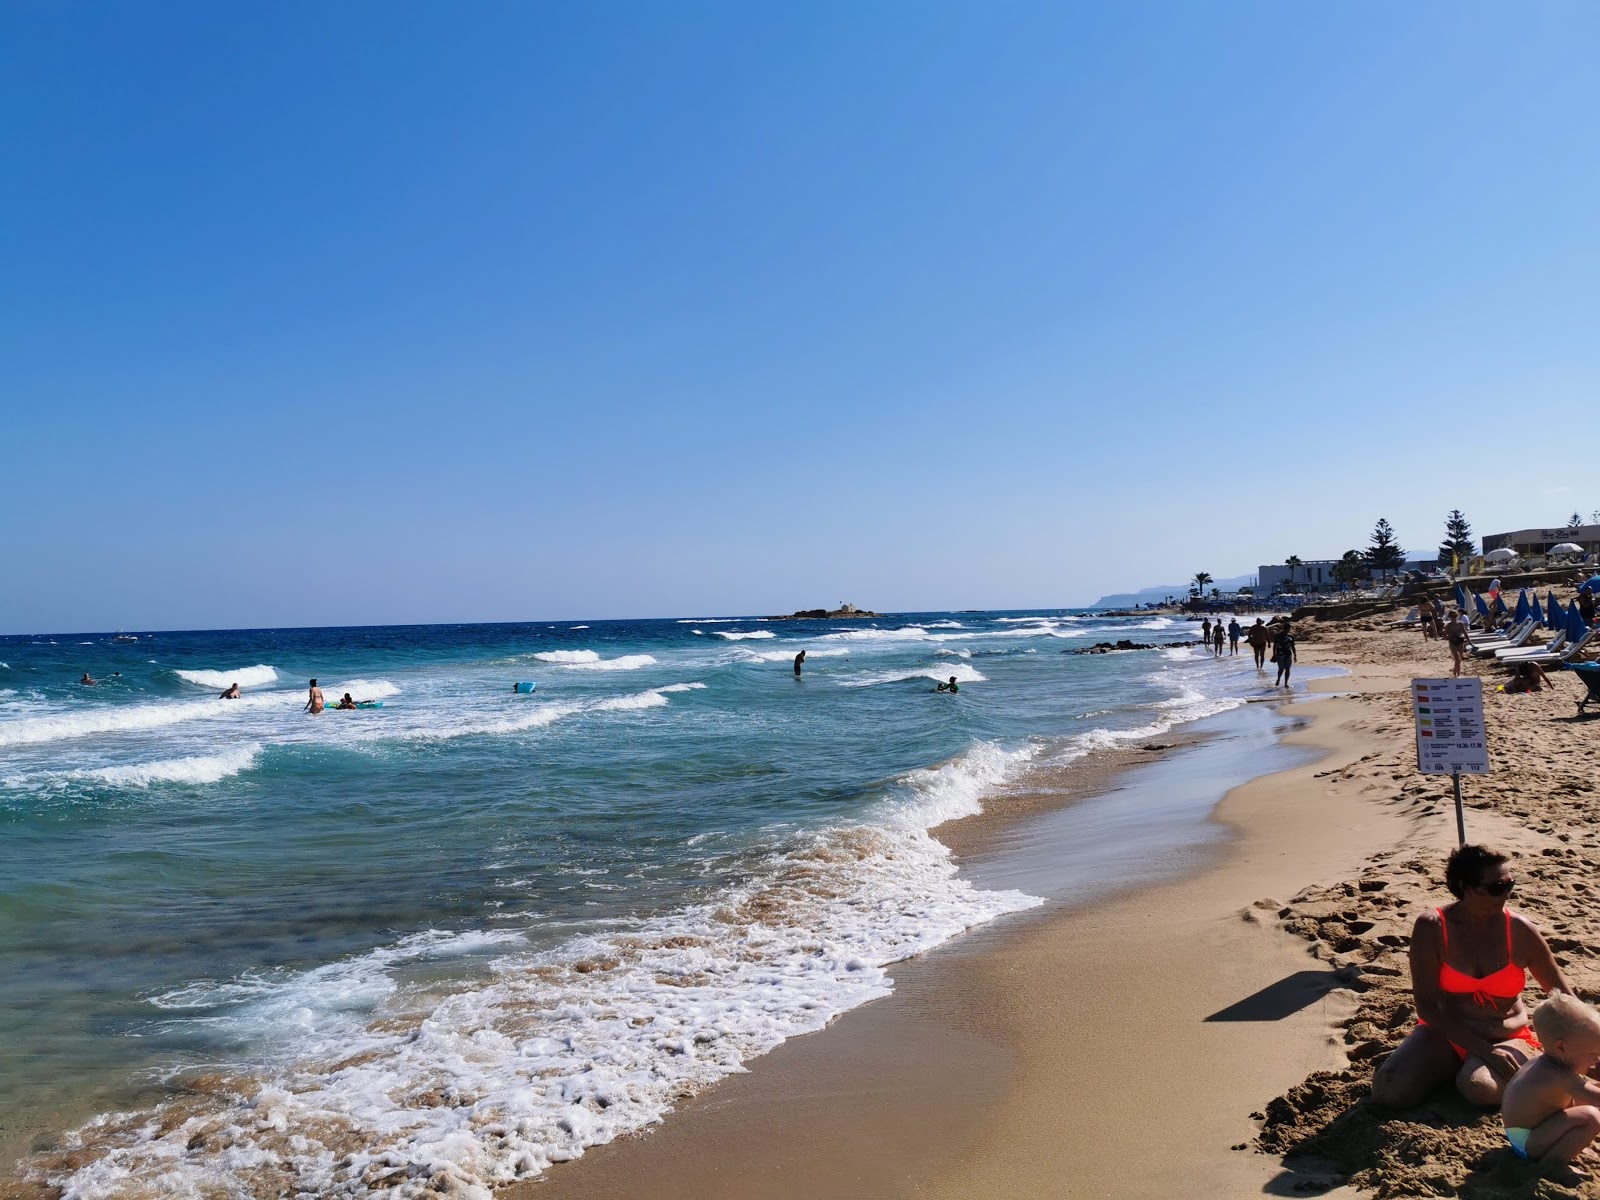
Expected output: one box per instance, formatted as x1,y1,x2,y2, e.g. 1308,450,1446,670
0,611,1269,1195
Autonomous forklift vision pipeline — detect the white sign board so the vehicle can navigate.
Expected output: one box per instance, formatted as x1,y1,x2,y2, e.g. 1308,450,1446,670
1411,678,1491,775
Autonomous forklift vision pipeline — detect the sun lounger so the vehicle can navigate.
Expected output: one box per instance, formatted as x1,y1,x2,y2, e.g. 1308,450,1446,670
1470,621,1539,656
1506,629,1596,668
1495,632,1566,660
1468,617,1532,645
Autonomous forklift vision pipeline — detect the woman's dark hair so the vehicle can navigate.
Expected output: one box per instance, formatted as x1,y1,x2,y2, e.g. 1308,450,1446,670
1445,844,1509,898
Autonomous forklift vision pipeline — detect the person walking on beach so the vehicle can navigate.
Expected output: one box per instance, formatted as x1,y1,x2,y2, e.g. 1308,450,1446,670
1272,623,1296,687
1245,619,1270,669
1418,594,1438,640
1227,618,1242,656
793,649,805,677
1200,618,1212,649
1214,622,1225,657
304,678,325,714
1445,610,1469,676
1371,844,1570,1111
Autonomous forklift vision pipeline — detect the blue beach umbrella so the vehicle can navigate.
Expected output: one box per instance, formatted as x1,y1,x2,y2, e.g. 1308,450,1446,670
1514,590,1530,624
1455,582,1468,611
1474,592,1490,618
1549,590,1565,628
1569,601,1588,642
1532,595,1545,627
1584,575,1600,593
1493,593,1508,618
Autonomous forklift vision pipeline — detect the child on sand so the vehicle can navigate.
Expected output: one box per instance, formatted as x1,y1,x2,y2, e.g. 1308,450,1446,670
1501,993,1600,1178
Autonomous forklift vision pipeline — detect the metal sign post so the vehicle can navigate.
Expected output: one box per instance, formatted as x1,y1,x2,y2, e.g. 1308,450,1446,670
1411,678,1491,846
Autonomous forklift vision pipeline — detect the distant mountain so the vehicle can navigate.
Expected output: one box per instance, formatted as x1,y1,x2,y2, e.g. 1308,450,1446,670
1091,573,1256,609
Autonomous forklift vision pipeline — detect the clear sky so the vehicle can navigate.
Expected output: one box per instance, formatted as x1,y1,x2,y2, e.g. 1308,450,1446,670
4,3,1598,632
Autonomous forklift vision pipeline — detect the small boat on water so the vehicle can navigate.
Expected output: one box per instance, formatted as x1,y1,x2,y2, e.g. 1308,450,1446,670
112,633,138,642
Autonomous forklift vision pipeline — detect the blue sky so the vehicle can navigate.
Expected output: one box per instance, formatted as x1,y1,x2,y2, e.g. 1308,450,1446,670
4,2,1598,632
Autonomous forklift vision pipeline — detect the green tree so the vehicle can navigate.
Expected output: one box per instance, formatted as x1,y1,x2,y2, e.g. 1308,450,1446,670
1438,510,1475,568
1331,550,1367,588
1192,571,1213,597
1284,554,1304,585
1364,518,1406,579
1567,510,1585,532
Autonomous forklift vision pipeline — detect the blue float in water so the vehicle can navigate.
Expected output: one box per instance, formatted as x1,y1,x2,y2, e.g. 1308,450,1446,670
514,681,536,694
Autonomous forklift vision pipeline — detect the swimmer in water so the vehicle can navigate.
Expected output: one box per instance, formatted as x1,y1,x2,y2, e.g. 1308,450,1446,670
794,649,806,677
936,676,960,693
336,692,358,710
80,672,96,686
304,678,325,714
219,682,241,699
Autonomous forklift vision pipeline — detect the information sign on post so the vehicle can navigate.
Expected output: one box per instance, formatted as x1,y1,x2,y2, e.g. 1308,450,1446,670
1411,678,1491,846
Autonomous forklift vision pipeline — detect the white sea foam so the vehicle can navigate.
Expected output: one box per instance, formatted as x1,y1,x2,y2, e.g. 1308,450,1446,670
531,650,601,664
533,652,657,672
923,621,963,629
593,691,669,712
174,665,280,689
733,648,851,664
819,626,929,642
0,693,282,748
677,618,738,623
837,662,988,688
711,630,775,641
655,683,707,693
76,745,264,788
36,743,1040,1200
569,626,589,630
0,680,401,749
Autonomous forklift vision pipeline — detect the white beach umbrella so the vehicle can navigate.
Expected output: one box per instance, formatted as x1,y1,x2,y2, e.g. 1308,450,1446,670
1484,547,1516,562
1551,542,1585,555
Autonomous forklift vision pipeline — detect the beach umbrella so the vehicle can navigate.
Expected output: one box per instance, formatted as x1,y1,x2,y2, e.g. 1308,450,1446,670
1485,547,1516,562
1454,582,1468,611
1570,601,1588,642
1493,593,1508,618
1549,590,1566,628
1474,592,1490,618
1514,590,1530,623
1583,575,1600,593
1551,542,1584,555
1532,595,1545,627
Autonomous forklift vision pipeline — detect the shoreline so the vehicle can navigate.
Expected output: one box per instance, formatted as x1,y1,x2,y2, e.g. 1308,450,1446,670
517,653,1423,1198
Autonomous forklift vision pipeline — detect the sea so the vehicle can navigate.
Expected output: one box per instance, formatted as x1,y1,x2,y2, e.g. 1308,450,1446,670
0,610,1283,1197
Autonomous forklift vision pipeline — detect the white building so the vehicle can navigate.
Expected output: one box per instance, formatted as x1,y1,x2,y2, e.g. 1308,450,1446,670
1481,524,1600,556
1257,556,1438,594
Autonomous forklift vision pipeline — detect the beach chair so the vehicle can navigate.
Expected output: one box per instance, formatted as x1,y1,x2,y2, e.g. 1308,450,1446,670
1508,629,1597,668
1470,620,1539,656
1468,617,1531,644
1495,632,1566,660
1568,663,1600,715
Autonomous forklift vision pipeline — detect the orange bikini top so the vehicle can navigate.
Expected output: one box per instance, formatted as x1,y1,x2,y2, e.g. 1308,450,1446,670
1437,907,1525,1005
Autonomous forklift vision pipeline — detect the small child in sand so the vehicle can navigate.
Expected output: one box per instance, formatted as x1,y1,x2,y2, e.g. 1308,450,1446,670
1501,993,1600,1178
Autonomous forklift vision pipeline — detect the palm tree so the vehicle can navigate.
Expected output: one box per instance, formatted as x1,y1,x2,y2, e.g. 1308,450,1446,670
1285,555,1304,587
1193,571,1213,597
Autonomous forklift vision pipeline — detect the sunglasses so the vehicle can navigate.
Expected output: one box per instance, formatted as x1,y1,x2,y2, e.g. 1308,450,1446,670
1474,878,1516,897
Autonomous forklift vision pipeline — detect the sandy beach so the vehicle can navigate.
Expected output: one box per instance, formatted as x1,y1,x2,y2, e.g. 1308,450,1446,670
513,602,1600,1200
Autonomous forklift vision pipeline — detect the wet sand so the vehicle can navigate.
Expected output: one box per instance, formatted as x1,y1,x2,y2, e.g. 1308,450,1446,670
522,646,1426,1199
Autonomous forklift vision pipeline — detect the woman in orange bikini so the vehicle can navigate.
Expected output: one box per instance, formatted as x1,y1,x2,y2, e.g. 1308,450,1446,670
1371,844,1571,1109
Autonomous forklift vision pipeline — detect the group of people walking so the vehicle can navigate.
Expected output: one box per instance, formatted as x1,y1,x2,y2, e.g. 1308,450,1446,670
1199,615,1297,687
